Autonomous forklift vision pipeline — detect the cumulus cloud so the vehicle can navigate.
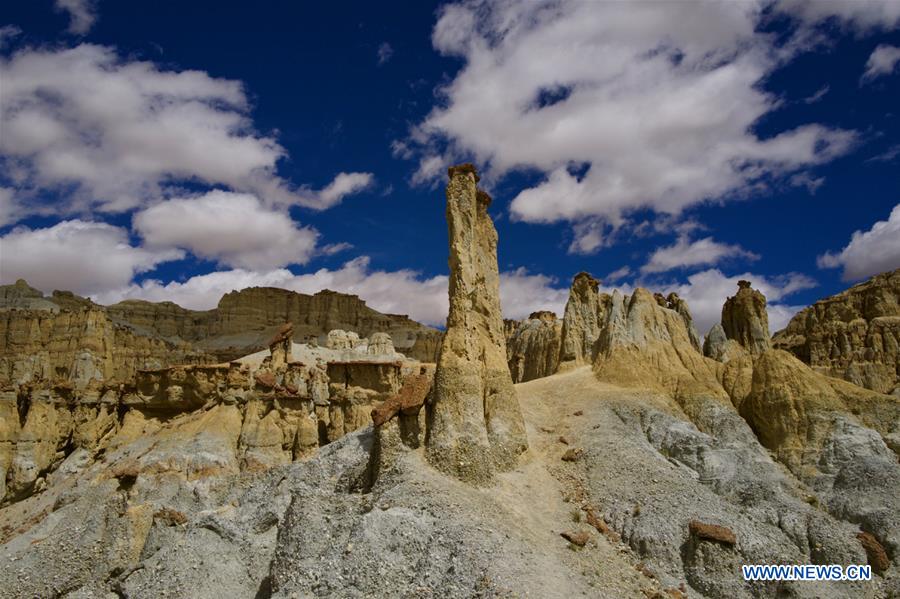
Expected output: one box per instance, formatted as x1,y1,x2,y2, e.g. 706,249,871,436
817,204,900,281
862,44,900,82
499,268,569,320
662,268,816,336
641,236,760,274
0,44,373,221
133,191,319,269
0,220,182,296
54,0,98,35
401,1,858,249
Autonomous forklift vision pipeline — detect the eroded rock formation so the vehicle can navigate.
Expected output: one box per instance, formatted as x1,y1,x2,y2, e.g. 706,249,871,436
268,322,294,369
0,303,213,388
425,164,528,483
506,311,562,383
558,272,607,370
721,280,771,356
773,268,900,395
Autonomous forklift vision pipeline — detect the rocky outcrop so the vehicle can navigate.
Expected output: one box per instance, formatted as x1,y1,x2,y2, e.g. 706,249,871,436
0,348,406,503
666,292,701,352
0,279,442,389
108,287,443,362
558,272,608,370
325,329,362,351
721,280,771,356
425,164,528,483
0,306,213,388
267,323,293,369
593,288,728,422
506,311,562,383
773,268,900,395
366,332,395,355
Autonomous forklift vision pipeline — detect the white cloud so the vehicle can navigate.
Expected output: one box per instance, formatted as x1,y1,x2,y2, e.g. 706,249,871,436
133,191,319,269
861,44,900,82
313,172,373,209
402,1,857,248
817,203,900,281
641,236,759,274
499,268,569,320
0,220,181,296
661,268,816,336
54,0,98,35
0,44,372,222
377,42,394,66
0,187,19,227
778,0,900,31
605,266,632,283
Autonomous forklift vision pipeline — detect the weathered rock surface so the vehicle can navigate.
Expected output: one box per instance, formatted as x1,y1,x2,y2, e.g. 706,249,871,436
721,280,771,356
558,272,607,370
506,311,562,383
773,268,900,395
366,331,395,355
0,304,213,388
0,281,442,390
108,287,443,362
426,164,528,483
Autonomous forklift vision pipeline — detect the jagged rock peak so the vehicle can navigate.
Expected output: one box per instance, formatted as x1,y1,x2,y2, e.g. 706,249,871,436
426,163,528,483
665,292,702,352
528,310,557,322
558,271,607,370
721,280,771,356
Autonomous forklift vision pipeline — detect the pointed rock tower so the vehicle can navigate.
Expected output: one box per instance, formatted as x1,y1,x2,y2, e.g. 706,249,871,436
721,280,771,356
425,164,528,483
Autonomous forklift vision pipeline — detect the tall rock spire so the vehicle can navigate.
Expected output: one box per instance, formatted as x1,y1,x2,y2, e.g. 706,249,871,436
425,164,528,483
721,280,771,356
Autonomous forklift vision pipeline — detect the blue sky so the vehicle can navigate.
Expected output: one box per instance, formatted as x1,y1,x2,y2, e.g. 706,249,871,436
1,0,899,335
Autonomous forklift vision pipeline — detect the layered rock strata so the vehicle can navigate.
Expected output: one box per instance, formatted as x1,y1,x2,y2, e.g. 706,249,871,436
773,268,900,395
425,164,528,483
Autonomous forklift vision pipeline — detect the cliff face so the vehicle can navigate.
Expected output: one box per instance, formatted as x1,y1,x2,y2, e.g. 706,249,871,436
0,281,442,389
773,268,900,395
0,307,213,388
108,287,442,363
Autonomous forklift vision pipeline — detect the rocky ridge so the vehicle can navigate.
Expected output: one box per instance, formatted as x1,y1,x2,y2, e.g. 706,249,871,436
773,268,900,395
0,280,442,390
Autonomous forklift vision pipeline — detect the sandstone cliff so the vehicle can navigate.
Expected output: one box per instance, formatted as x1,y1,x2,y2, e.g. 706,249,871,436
0,281,442,389
773,268,900,395
0,305,213,388
108,286,442,363
425,164,528,483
